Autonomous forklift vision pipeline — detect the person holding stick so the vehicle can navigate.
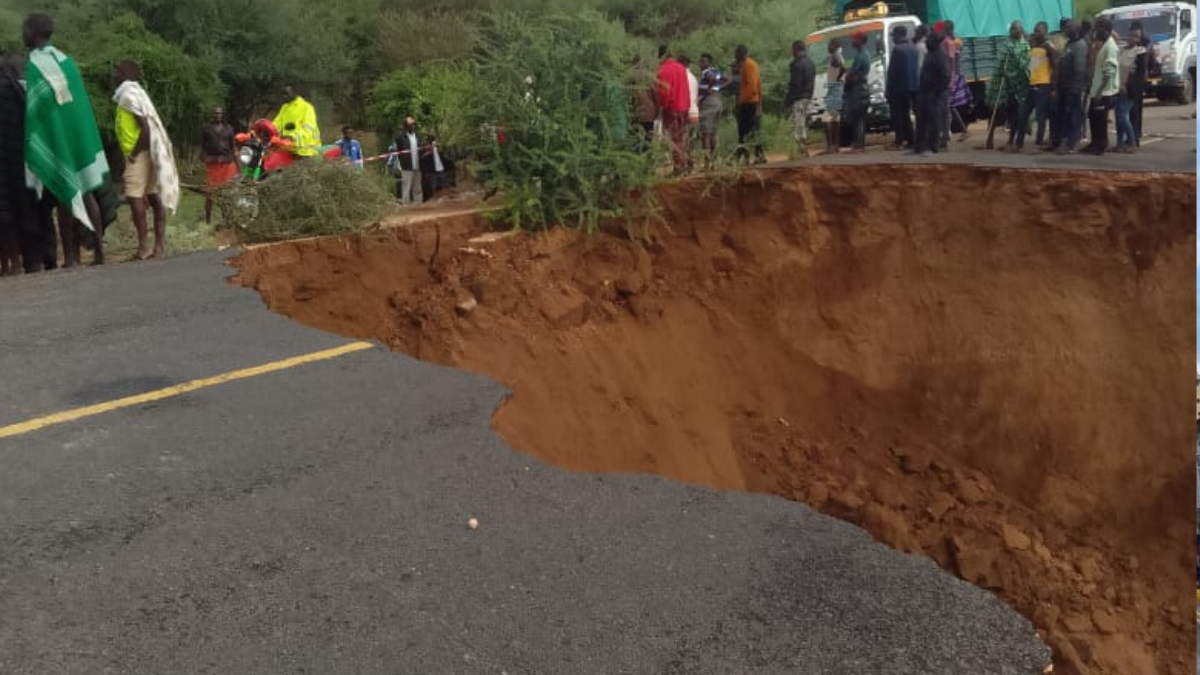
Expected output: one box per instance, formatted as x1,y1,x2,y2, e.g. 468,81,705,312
998,21,1031,152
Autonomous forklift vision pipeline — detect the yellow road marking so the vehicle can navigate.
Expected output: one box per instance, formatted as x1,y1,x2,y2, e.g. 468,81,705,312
0,341,375,441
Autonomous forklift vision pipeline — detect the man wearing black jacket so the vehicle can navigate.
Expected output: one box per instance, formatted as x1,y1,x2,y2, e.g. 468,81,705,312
1128,20,1157,144
394,116,424,205
1052,21,1088,154
0,53,54,274
911,29,951,157
886,24,919,150
784,40,816,157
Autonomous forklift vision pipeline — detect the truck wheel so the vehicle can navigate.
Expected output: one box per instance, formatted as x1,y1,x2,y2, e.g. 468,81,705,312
1175,81,1193,105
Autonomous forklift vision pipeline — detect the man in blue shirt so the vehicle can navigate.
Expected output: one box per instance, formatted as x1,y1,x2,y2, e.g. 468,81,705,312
336,126,364,170
886,24,919,150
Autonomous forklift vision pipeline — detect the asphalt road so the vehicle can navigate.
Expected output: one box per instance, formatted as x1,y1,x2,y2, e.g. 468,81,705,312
0,250,1056,674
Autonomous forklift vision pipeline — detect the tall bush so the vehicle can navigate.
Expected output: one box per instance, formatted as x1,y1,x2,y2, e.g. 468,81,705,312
465,11,658,232
367,63,478,152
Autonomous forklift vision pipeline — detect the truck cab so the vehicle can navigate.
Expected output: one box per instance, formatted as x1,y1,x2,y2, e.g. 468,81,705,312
1100,2,1197,103
806,13,921,125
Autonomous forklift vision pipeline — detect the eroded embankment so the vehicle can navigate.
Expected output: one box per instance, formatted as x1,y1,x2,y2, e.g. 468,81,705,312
232,165,1197,675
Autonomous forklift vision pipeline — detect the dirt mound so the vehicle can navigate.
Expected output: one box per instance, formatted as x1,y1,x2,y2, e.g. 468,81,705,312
233,165,1197,675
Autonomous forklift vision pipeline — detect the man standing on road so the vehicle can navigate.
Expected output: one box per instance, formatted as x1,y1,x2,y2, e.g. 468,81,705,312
842,31,872,154
784,40,816,158
395,116,424,205
1082,17,1118,155
656,46,691,174
1114,30,1145,153
821,39,847,155
886,25,919,150
1021,30,1054,151
1052,21,1088,154
697,53,724,167
734,44,765,164
22,13,108,268
678,54,701,169
943,20,972,145
0,52,56,274
113,59,179,260
998,21,1031,152
912,28,951,157
1129,21,1157,144
273,85,321,158
202,106,235,225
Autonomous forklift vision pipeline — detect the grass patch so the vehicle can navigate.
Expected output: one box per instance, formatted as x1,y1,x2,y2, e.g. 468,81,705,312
104,168,218,259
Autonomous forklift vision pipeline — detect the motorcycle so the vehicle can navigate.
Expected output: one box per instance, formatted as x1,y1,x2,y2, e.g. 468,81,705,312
226,119,299,224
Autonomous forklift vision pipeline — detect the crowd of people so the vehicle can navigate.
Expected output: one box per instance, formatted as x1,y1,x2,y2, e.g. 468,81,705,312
646,13,1176,168
0,11,455,277
967,15,1157,156
0,13,178,276
0,11,1185,276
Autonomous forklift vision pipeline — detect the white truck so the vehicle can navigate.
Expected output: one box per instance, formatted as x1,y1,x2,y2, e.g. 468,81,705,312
1100,2,1197,103
805,14,919,127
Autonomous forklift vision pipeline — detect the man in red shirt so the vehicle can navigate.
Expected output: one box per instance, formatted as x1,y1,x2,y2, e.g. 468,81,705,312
656,46,691,174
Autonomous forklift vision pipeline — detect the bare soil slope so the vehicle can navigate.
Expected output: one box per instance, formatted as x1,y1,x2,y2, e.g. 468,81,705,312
234,165,1197,675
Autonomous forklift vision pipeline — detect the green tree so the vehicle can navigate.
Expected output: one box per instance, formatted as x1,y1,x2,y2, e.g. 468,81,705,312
367,63,478,151
466,11,657,232
53,12,226,153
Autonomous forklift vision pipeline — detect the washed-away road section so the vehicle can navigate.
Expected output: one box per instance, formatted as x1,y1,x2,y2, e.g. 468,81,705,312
0,252,1049,674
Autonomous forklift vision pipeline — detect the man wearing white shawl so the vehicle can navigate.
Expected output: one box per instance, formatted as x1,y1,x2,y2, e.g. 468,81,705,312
112,60,178,260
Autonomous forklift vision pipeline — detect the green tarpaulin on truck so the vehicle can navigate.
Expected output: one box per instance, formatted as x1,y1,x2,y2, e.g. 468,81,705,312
835,0,1073,37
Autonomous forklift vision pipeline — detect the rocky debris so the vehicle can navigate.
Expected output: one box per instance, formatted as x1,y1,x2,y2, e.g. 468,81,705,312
1002,524,1032,551
927,493,957,521
538,286,588,329
456,295,479,315
1091,608,1119,635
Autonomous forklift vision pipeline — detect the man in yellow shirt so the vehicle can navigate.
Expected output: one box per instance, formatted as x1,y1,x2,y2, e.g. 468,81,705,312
734,44,765,164
114,60,178,260
1023,30,1055,150
273,85,321,157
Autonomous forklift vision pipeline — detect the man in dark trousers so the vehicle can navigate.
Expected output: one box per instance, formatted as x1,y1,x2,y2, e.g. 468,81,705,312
656,46,691,174
886,24,919,150
1082,16,1118,155
783,40,815,157
0,53,54,274
911,28,951,157
394,115,424,205
733,44,765,164
1053,21,1088,154
842,31,872,153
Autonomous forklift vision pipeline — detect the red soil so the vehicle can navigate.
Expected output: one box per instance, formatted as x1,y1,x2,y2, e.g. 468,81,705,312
232,165,1197,675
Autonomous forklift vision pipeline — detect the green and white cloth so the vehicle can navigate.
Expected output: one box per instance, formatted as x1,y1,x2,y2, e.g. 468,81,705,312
24,45,109,230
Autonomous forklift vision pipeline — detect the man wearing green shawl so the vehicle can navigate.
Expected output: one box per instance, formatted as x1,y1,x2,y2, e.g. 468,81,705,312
22,13,108,267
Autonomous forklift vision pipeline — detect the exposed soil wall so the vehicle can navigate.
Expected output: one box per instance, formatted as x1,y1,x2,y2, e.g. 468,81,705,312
232,165,1197,675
